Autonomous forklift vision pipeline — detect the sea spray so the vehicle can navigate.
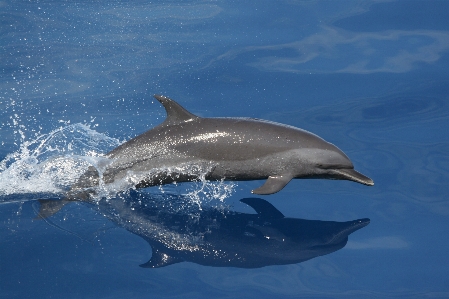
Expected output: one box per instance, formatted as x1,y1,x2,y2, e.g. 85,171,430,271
0,123,120,196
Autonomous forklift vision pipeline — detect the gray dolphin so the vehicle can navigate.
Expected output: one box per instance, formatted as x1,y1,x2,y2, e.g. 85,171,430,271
74,95,373,196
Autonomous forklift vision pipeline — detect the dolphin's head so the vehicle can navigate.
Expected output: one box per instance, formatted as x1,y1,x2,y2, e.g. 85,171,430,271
296,139,374,186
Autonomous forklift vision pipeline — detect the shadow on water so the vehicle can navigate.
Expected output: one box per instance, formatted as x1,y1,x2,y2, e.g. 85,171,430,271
37,191,370,269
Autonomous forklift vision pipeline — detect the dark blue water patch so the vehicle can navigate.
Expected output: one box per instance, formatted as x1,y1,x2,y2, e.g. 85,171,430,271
0,201,147,299
333,0,449,32
362,97,435,121
296,94,448,128
168,68,413,121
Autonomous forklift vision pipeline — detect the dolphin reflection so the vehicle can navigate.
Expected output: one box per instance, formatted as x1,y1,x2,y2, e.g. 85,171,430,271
38,193,369,268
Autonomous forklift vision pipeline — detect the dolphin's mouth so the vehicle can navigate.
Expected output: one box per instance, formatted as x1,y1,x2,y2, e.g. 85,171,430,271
329,168,374,186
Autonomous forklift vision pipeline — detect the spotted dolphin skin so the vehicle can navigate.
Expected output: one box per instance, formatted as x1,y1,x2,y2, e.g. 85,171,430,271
76,95,373,195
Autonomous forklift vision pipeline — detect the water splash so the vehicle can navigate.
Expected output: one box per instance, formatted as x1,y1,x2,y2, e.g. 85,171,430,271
145,164,236,209
183,177,236,210
0,123,120,196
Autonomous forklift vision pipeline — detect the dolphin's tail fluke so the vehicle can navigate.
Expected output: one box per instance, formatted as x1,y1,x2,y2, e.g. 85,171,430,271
35,189,94,219
35,198,70,219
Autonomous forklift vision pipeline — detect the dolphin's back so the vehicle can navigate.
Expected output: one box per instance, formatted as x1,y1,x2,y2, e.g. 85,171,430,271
107,116,333,162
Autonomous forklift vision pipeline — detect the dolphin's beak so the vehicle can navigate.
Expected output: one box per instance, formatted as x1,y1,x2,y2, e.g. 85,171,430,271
330,168,374,186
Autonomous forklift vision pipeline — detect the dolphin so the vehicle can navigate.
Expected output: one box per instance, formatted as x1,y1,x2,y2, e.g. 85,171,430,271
72,95,373,196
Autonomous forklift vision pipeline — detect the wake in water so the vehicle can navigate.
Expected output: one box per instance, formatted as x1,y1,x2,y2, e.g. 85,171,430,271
0,123,120,196
0,123,236,205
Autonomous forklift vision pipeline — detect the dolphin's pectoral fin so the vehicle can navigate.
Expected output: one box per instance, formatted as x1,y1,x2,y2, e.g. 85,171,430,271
139,248,183,268
153,94,199,126
240,198,284,219
251,175,293,195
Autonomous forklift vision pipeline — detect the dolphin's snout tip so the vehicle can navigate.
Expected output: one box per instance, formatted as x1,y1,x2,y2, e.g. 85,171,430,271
331,168,374,186
359,175,374,186
365,179,374,186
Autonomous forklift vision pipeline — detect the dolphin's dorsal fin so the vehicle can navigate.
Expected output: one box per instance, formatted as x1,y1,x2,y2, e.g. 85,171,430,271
240,198,284,219
251,175,293,195
139,247,183,268
154,95,199,126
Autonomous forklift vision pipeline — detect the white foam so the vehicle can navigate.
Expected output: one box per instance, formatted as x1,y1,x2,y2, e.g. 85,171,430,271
0,123,120,196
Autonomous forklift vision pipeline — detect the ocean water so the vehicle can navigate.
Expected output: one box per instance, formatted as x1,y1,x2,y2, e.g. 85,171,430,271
1,1,449,298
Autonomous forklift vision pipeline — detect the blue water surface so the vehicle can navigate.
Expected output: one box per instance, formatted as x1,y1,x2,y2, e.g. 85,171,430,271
1,1,449,298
